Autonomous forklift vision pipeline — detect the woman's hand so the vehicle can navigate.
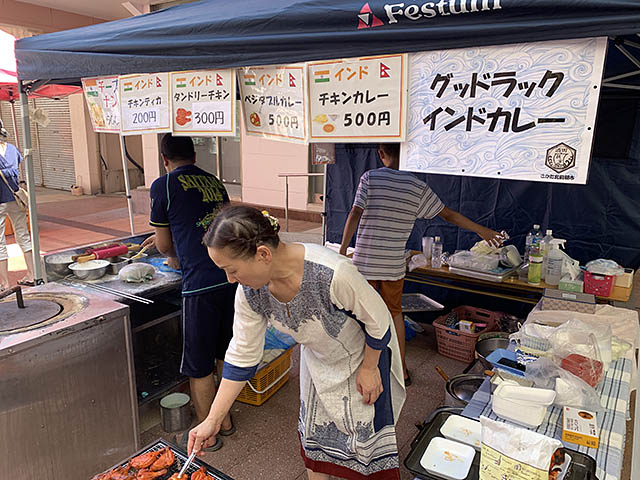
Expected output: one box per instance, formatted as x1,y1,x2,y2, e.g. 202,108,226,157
356,365,383,405
188,417,221,456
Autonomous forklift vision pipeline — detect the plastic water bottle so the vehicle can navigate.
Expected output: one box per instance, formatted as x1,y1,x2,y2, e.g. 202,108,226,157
431,236,443,268
540,229,554,280
525,224,541,259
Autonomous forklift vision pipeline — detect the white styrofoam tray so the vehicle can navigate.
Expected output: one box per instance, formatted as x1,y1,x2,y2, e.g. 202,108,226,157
439,415,482,451
419,437,475,480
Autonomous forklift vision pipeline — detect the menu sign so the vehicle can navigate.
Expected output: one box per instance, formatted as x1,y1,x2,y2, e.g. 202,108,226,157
81,76,121,133
308,54,407,142
119,73,171,135
171,69,236,136
240,64,307,143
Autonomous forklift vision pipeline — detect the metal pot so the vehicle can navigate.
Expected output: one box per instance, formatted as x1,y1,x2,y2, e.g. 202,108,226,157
68,260,109,280
475,334,510,370
45,254,75,278
444,374,485,407
160,392,192,433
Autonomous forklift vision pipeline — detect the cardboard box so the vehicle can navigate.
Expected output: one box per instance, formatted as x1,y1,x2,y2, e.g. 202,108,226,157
615,268,634,288
562,406,599,448
541,289,596,314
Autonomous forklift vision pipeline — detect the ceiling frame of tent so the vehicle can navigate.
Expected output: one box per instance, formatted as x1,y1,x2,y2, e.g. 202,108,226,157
602,36,640,91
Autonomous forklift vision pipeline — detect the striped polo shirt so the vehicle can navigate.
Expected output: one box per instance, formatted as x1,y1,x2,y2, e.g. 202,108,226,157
352,167,444,280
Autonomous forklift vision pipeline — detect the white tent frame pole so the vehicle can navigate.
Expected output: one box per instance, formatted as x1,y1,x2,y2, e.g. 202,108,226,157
10,101,20,151
19,90,44,284
119,135,135,235
321,164,327,245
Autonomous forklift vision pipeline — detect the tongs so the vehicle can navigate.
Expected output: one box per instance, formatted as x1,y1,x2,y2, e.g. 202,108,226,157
177,450,196,478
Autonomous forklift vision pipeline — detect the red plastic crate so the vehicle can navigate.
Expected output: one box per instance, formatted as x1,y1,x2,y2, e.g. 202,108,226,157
433,306,499,363
583,270,615,297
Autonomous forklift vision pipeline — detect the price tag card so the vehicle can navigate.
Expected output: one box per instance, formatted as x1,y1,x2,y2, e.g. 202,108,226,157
171,70,236,136
239,64,308,143
308,54,407,143
119,73,171,135
82,76,121,133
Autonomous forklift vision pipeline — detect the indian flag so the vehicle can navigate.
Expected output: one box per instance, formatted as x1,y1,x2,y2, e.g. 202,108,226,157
313,70,330,83
123,82,133,92
175,77,187,88
244,74,256,86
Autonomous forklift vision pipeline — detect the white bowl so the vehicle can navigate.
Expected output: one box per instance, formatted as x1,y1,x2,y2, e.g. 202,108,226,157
440,415,482,451
419,437,475,480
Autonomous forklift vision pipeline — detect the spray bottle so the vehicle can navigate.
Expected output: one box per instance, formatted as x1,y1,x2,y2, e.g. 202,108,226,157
545,238,566,286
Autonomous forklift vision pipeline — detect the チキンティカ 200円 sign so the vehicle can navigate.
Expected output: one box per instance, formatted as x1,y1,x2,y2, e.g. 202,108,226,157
171,70,236,137
240,65,307,143
120,73,171,135
308,54,407,142
400,37,607,184
82,76,121,133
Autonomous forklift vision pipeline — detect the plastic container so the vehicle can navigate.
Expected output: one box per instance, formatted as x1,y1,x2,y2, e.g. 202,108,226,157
431,236,443,268
560,353,603,388
525,224,542,259
439,415,482,450
528,253,543,285
419,437,475,480
433,306,499,363
583,270,615,297
559,275,583,293
545,238,566,286
540,229,554,280
236,347,293,405
492,382,556,428
422,236,434,261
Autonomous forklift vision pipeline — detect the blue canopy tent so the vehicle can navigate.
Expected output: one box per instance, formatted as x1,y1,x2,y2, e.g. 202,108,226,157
12,0,640,285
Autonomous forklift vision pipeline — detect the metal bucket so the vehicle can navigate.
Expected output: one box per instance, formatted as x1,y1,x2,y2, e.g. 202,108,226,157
160,393,192,433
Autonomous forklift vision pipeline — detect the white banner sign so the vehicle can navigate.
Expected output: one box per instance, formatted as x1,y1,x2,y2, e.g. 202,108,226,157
400,37,607,184
119,73,171,135
171,70,236,137
81,76,121,133
240,65,307,143
308,54,407,142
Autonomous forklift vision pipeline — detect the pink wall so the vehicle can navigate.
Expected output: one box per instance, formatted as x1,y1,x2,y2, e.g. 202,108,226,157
239,108,310,211
0,0,103,34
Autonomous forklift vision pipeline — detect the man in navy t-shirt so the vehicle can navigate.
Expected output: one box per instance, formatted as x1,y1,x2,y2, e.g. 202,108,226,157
144,134,235,450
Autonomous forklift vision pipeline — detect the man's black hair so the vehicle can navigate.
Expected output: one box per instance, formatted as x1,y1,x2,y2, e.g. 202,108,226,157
160,133,195,162
379,143,400,159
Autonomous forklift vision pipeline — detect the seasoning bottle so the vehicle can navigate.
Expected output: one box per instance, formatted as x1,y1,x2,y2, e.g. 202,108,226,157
528,252,543,285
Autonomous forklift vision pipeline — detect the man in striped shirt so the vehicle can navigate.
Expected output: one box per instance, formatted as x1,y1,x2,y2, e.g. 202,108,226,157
340,143,502,385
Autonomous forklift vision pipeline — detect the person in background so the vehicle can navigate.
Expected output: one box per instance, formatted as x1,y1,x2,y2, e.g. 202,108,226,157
0,119,35,290
141,134,236,451
189,206,406,480
339,143,503,386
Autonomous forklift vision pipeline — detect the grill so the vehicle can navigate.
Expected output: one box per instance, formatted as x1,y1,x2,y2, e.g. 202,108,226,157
93,439,234,480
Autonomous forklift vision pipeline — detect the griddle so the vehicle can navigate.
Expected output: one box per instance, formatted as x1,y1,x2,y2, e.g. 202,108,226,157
92,439,234,480
404,407,599,480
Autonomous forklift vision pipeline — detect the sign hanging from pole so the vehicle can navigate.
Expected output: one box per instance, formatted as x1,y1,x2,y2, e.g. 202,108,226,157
308,54,407,143
400,37,607,184
81,76,121,133
239,64,308,143
170,69,236,137
119,73,171,135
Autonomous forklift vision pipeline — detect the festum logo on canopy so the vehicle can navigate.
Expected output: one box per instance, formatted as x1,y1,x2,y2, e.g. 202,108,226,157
357,0,503,28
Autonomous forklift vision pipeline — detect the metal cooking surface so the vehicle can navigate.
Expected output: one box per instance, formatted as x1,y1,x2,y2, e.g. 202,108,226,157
0,299,62,333
97,439,233,480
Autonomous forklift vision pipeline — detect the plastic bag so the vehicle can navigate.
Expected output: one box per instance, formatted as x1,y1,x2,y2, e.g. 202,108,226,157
119,263,156,283
524,357,604,413
264,325,296,350
585,259,624,276
480,416,563,480
549,319,606,387
407,253,428,272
